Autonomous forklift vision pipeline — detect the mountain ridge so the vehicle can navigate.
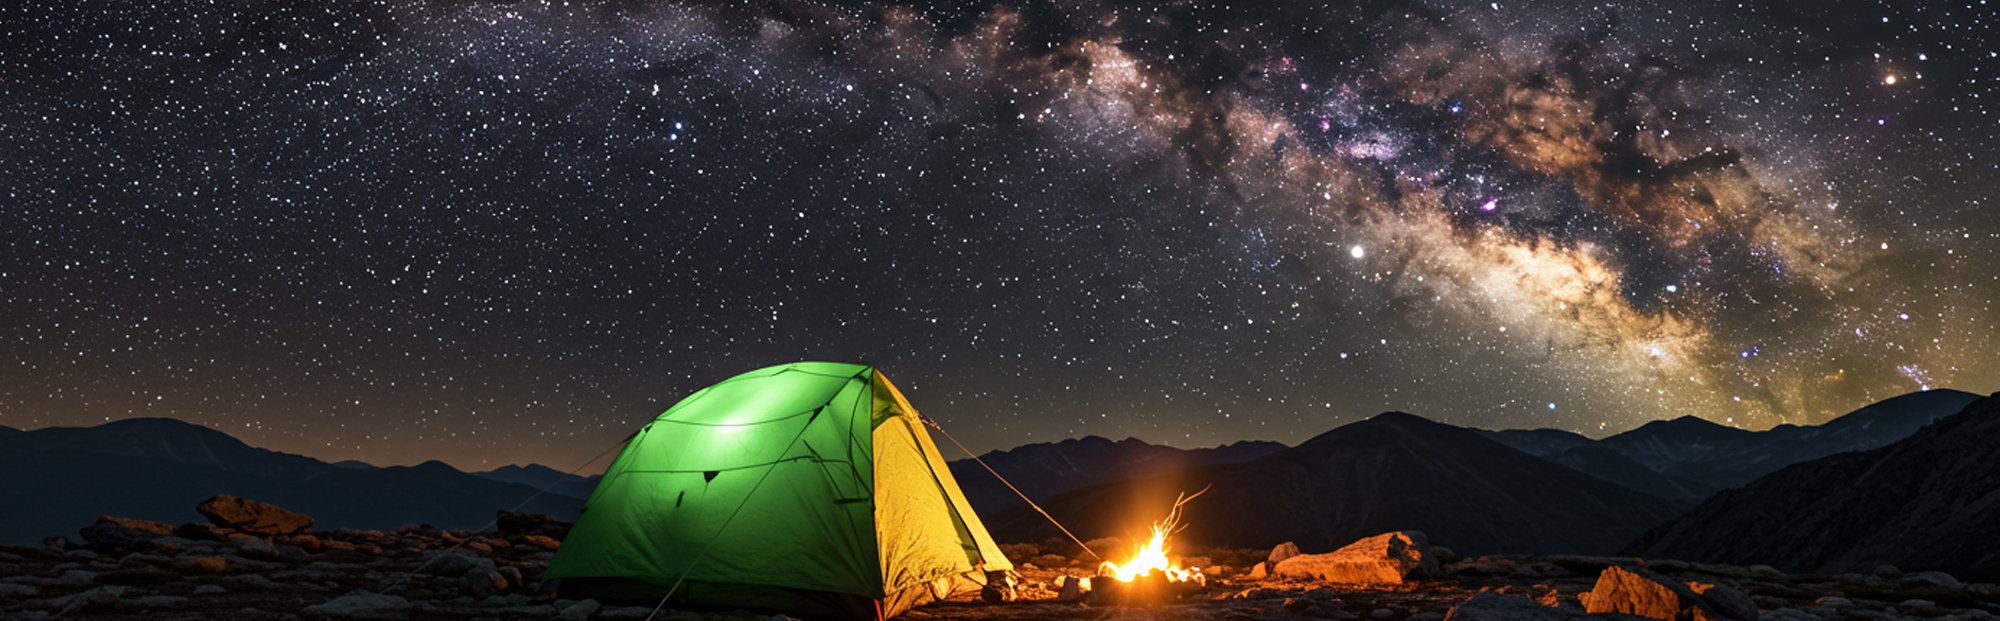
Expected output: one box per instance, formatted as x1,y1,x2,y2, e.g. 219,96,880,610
1628,392,2000,580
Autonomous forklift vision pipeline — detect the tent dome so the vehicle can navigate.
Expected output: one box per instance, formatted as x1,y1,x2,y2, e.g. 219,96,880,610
546,362,1012,620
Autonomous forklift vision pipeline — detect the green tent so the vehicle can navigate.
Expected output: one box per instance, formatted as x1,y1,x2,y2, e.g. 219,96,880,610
546,362,1014,620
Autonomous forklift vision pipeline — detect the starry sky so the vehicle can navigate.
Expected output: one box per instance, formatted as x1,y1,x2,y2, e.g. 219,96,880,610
2,0,1995,471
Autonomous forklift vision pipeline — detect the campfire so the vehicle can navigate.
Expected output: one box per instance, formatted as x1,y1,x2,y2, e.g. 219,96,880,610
1087,488,1209,606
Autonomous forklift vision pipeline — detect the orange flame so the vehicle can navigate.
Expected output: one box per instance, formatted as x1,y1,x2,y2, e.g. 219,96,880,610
1098,487,1208,583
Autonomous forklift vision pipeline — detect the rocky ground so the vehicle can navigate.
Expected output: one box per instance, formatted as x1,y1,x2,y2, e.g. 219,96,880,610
2,499,1996,621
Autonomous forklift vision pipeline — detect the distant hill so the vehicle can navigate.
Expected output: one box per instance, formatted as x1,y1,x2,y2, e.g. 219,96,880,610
1481,428,1595,457
945,436,1285,515
1628,392,2000,581
0,418,581,544
473,464,601,501
988,412,1688,555
1479,389,1982,499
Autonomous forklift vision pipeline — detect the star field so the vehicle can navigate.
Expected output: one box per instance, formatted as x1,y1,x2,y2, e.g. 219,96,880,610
1,0,1995,470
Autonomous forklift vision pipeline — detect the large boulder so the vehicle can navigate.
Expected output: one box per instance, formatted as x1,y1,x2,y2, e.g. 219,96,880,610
1445,592,1586,621
1578,566,1728,621
79,515,174,547
197,495,314,535
1274,531,1439,585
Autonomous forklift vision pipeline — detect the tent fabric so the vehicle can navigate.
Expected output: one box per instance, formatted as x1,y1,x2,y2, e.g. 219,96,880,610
546,362,1012,620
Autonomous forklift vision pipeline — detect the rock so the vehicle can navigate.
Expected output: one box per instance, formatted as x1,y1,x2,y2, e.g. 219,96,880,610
1970,584,2000,597
193,584,227,595
419,550,490,576
53,585,125,615
174,555,231,574
0,582,39,598
981,570,1018,603
1374,608,1398,619
302,591,414,619
118,552,175,568
1432,547,1458,563
176,522,231,541
198,494,314,535
497,565,525,593
95,566,175,585
1578,566,1722,621
1275,531,1439,585
496,511,570,538
1269,541,1303,566
1873,565,1903,580
1746,565,1785,578
1899,599,1937,610
557,599,602,621
52,569,98,586
79,515,174,547
1057,576,1087,602
42,535,71,551
235,537,278,560
129,595,191,607
463,568,508,598
600,606,659,620
1760,608,1821,621
1444,592,1586,621
225,573,282,591
520,534,562,551
1812,597,1852,608
1904,571,1964,590
1250,562,1269,579
1687,581,1757,621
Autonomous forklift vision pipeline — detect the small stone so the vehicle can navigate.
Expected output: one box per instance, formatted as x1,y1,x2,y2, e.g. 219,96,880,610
1268,541,1303,566
557,599,603,621
1444,592,1585,621
1812,597,1853,608
130,595,192,607
1899,599,1937,609
463,568,508,598
520,534,562,551
1746,565,1785,578
1760,608,1821,621
0,583,40,598
1904,571,1965,590
1374,608,1398,619
236,537,278,560
302,590,414,619
497,565,524,592
174,555,231,574
1057,575,1087,602
54,585,127,615
193,584,227,595
1873,565,1903,580
1687,581,1758,621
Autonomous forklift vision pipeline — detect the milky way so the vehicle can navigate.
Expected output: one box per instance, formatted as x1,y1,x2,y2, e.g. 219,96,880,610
1,0,1995,469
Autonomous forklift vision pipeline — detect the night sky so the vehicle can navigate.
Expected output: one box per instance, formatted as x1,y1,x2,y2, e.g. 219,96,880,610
2,0,1995,471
